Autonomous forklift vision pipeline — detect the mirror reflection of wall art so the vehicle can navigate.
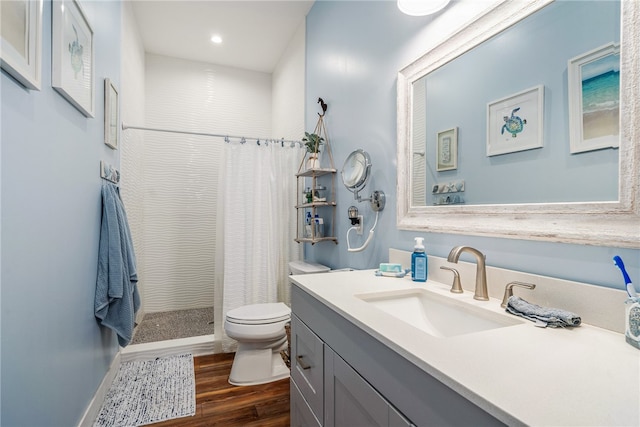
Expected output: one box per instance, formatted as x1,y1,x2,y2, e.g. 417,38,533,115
52,0,94,117
568,43,620,154
436,127,458,171
104,78,119,149
486,85,544,156
0,0,42,90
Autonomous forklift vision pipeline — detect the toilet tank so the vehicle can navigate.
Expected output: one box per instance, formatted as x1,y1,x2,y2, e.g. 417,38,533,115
288,260,331,275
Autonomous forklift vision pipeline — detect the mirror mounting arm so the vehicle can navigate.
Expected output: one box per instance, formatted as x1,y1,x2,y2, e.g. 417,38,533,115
352,190,386,212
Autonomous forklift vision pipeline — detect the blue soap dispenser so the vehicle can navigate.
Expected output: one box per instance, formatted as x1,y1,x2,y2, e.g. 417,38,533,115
411,237,427,282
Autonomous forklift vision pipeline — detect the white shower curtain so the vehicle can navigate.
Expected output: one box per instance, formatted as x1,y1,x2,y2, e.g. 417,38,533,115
213,141,302,353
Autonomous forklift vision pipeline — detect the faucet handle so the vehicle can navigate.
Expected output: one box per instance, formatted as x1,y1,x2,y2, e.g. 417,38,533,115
440,266,463,294
501,281,536,308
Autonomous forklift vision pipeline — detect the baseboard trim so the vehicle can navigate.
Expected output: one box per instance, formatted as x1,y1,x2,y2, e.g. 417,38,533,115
77,351,121,427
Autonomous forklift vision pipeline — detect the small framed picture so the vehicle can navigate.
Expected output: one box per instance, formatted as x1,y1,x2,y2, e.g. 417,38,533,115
104,78,119,149
436,127,458,171
52,0,94,117
0,0,43,90
568,43,620,154
486,85,544,156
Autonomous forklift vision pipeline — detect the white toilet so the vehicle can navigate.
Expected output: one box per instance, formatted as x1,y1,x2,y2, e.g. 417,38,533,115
224,261,330,386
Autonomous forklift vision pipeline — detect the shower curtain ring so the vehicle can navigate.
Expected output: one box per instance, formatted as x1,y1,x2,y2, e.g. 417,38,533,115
256,139,260,146
240,137,246,144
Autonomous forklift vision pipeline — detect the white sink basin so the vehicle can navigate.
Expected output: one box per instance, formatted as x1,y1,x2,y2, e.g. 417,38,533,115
356,288,523,338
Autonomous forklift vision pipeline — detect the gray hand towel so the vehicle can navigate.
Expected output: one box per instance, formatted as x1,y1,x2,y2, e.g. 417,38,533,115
506,296,581,328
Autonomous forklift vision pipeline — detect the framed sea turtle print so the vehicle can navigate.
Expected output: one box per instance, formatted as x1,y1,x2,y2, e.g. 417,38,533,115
52,0,94,117
486,85,544,157
568,43,620,154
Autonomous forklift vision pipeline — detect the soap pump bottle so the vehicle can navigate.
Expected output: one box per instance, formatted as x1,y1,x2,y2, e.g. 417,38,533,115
411,237,427,282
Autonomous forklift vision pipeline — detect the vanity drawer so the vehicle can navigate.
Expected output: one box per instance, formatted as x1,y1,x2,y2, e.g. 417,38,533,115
291,376,322,427
291,314,324,421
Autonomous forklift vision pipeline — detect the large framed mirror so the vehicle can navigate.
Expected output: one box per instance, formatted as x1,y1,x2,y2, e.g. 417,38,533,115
397,0,639,248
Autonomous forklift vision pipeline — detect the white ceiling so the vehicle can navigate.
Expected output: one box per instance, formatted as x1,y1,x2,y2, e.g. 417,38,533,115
131,1,315,74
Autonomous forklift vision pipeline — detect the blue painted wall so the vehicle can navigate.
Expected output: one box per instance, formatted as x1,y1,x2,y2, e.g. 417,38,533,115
304,1,639,291
1,1,121,425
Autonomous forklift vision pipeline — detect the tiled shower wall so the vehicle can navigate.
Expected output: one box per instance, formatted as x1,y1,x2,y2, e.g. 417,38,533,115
141,54,272,312
121,2,147,320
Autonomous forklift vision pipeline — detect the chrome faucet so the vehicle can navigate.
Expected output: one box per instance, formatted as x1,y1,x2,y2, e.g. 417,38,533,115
447,246,489,301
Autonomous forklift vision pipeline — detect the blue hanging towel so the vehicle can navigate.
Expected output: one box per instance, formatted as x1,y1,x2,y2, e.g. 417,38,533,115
94,181,140,347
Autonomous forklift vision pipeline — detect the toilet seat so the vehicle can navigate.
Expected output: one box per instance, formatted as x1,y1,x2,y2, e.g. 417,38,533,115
226,302,290,325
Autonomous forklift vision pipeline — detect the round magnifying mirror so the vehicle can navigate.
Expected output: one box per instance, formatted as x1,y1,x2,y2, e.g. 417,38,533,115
341,149,371,193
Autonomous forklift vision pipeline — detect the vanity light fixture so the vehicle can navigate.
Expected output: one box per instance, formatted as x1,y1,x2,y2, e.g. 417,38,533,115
211,35,223,44
397,0,450,16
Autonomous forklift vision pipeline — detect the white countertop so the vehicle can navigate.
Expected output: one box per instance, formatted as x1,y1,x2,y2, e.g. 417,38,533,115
290,269,640,427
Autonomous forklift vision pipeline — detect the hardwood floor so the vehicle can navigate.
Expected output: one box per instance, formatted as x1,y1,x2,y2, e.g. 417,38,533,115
149,353,290,427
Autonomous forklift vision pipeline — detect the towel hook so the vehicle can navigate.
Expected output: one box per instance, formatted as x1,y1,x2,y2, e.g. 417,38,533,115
317,97,327,117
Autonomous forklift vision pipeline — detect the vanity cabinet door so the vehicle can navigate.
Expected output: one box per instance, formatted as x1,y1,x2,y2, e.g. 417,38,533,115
291,314,325,421
324,347,412,427
291,378,322,427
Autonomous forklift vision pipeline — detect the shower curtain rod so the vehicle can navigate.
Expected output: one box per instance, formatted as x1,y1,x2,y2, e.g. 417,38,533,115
121,123,304,147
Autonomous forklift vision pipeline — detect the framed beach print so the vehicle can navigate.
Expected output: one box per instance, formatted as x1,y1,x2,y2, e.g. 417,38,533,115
52,0,95,117
436,127,458,171
104,79,119,149
568,43,620,154
486,85,544,157
0,0,43,89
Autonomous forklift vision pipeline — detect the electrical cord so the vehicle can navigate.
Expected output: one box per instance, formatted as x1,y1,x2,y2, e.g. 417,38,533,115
346,210,379,252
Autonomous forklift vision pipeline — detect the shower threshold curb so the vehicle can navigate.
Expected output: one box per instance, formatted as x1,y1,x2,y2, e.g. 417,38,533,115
121,334,216,363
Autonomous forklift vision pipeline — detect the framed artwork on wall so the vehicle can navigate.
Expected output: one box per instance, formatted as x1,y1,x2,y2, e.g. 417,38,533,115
0,0,43,90
436,127,458,171
104,78,119,149
52,0,94,117
486,85,544,156
568,43,620,154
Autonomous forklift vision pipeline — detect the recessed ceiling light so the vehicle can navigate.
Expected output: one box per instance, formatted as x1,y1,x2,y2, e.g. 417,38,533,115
211,35,223,44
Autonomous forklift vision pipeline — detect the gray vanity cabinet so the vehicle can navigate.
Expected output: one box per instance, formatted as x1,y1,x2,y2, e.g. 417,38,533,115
291,312,413,427
290,284,505,427
324,346,412,427
291,315,324,425
291,379,322,427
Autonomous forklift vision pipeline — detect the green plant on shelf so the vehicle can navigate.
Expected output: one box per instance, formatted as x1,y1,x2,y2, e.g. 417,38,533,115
302,132,324,154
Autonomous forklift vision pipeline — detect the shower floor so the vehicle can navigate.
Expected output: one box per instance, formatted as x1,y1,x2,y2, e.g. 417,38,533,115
130,306,214,345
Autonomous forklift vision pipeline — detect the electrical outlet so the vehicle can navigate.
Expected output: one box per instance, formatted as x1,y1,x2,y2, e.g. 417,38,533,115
357,215,364,235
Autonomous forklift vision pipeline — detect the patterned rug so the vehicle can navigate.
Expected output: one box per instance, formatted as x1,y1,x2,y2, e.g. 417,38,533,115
93,354,196,427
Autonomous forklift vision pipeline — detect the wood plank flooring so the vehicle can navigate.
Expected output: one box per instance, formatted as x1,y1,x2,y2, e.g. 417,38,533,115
149,353,290,427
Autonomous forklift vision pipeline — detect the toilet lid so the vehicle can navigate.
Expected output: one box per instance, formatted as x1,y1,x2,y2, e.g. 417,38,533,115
226,303,291,325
